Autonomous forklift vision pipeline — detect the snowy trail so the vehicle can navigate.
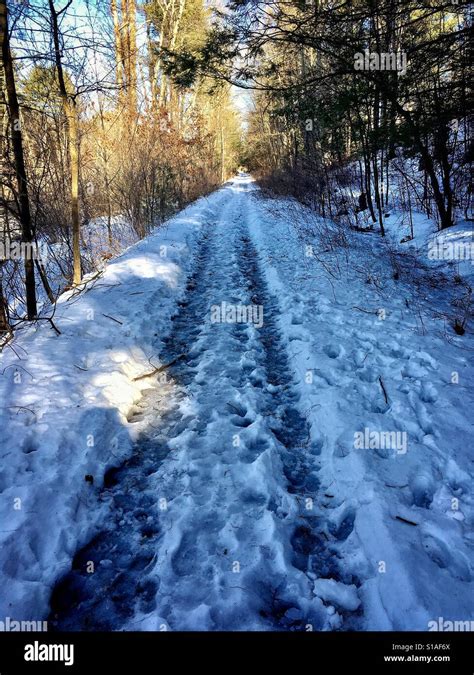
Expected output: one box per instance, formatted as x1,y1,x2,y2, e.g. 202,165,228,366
2,176,471,631
48,180,362,631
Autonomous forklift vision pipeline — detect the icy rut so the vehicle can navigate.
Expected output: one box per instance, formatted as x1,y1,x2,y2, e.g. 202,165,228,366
49,181,362,631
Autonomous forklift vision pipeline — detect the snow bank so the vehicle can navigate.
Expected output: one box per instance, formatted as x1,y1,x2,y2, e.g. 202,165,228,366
0,188,228,621
384,211,474,284
247,190,474,630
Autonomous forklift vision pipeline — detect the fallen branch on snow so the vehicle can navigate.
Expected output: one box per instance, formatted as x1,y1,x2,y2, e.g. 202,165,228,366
395,515,418,527
102,313,123,325
133,354,186,381
65,270,104,301
378,376,389,404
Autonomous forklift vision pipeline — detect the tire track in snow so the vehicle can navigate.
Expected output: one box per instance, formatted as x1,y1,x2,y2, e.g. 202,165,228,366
48,223,219,631
48,190,260,630
237,207,363,629
48,181,362,631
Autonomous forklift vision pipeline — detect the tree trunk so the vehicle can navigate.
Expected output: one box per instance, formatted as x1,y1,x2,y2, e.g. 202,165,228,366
97,101,114,246
372,90,385,236
390,100,453,230
220,121,225,183
35,259,55,304
49,0,82,284
0,269,11,333
121,0,137,113
146,20,157,105
127,0,137,113
0,0,37,318
417,139,453,230
436,123,454,230
111,0,124,93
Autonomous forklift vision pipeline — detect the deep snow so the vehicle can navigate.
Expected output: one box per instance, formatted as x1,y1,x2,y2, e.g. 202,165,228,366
0,176,472,631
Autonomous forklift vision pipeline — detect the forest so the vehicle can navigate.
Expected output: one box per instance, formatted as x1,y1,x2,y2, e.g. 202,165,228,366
1,1,471,329
1,0,242,325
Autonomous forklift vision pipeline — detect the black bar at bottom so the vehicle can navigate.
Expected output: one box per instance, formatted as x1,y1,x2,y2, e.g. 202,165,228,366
0,631,470,673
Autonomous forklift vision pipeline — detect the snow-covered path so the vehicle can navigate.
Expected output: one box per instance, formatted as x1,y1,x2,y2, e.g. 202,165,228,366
49,179,360,631
1,176,472,632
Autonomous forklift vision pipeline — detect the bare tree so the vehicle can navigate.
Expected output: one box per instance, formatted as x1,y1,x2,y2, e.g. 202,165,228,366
0,0,37,318
48,0,81,284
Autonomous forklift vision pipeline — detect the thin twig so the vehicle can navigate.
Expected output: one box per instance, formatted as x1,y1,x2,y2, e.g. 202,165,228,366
47,318,61,335
352,306,378,314
102,313,123,325
1,364,34,379
1,405,37,419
